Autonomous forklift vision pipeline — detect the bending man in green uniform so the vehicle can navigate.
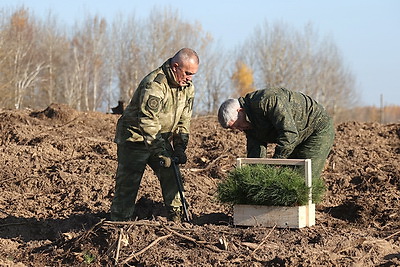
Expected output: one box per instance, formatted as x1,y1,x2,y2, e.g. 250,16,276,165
111,48,199,222
218,87,335,181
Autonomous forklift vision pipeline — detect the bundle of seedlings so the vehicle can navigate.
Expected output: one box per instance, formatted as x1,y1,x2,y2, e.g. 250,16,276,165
217,164,325,206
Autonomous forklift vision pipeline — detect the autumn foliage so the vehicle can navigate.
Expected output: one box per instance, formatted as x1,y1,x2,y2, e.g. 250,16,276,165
231,61,255,97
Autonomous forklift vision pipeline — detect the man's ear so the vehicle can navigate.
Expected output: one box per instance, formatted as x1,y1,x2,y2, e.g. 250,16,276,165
237,108,246,117
172,62,179,71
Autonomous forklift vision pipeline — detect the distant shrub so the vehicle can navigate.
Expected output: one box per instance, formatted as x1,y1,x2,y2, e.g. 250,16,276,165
217,164,324,206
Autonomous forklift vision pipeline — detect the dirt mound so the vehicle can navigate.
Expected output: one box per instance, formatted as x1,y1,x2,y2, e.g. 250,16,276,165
30,103,79,122
0,105,399,266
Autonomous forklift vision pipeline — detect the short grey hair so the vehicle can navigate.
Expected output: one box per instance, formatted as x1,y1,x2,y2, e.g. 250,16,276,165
172,48,199,65
218,98,240,128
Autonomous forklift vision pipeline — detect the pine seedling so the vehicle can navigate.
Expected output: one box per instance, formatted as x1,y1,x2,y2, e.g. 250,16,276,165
217,164,324,206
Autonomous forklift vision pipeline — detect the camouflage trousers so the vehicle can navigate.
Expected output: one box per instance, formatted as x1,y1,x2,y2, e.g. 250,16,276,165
289,116,335,180
110,142,181,221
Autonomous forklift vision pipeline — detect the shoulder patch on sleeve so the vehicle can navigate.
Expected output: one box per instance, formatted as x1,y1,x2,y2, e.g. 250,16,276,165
154,73,165,84
146,95,161,112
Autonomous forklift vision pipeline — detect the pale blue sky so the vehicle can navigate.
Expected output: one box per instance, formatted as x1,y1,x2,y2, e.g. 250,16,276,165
2,0,399,106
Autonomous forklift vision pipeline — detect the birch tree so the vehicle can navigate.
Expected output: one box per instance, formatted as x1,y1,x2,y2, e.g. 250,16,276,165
111,15,144,103
0,8,46,109
66,16,108,111
35,12,69,108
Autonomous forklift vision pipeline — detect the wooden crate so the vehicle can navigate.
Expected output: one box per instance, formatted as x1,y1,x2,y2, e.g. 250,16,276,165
233,158,315,228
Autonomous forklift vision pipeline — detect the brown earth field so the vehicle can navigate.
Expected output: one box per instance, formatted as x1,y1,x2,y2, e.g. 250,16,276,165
0,103,399,266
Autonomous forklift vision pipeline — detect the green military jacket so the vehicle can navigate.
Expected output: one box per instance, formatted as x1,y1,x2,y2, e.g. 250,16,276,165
114,59,194,155
239,88,330,158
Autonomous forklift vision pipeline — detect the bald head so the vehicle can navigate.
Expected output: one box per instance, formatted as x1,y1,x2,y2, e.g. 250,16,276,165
171,48,199,66
171,48,199,87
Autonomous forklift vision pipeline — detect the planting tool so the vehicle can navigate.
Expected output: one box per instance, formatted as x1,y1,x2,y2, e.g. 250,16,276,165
160,157,191,222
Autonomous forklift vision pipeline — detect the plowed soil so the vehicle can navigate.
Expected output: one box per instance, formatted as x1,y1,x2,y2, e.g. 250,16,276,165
0,104,399,266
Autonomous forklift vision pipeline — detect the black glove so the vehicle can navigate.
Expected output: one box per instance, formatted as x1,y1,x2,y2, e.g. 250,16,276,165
172,147,187,164
158,155,172,168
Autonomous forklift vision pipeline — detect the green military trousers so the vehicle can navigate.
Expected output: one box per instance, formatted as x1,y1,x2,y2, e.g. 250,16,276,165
110,141,182,221
289,116,335,181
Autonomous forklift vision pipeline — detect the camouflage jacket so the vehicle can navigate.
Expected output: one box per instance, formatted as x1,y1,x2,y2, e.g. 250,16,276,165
239,87,331,158
114,59,195,155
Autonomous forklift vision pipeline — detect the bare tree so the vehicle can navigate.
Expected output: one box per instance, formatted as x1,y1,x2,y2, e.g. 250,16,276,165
111,14,144,104
0,6,225,115
34,12,70,108
112,7,214,109
238,21,358,118
0,8,47,109
65,16,108,111
195,43,231,114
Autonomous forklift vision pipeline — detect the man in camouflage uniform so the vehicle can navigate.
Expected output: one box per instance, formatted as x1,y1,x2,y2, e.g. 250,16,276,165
110,48,199,222
217,87,334,180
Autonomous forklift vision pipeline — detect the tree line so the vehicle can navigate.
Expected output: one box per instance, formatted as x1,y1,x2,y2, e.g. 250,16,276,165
2,6,394,123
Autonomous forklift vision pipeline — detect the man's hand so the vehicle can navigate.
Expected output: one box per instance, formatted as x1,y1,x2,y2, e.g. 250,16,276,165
159,155,172,168
172,148,187,164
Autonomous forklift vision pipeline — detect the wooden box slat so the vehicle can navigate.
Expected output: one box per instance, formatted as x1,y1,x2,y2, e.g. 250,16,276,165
234,204,315,228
